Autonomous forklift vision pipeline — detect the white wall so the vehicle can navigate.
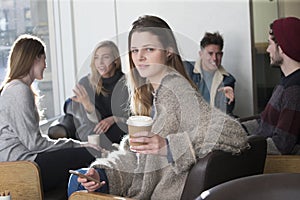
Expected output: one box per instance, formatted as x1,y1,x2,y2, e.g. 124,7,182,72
58,0,254,117
72,0,117,80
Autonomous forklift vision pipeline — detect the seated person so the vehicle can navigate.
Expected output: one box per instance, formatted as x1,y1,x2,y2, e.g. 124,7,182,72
0,34,99,193
246,17,300,155
67,15,249,199
49,40,129,150
184,32,236,116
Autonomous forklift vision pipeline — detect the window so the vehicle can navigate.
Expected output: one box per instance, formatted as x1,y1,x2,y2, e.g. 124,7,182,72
250,0,281,113
0,0,56,121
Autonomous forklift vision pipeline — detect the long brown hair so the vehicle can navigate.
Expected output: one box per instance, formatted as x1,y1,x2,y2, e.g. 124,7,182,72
0,34,45,93
89,40,121,96
127,15,195,116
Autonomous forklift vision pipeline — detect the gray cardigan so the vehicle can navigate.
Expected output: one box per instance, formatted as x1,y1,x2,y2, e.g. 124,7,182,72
0,80,81,161
91,71,249,199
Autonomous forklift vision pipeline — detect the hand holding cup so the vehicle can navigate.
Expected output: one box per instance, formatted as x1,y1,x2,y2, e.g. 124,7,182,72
129,131,168,156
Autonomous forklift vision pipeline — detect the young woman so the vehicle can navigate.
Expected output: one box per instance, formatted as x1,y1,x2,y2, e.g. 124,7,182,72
68,15,249,199
49,40,129,150
0,34,100,193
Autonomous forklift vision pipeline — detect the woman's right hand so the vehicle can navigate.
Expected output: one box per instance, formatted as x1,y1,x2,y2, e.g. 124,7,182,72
129,131,168,156
78,168,105,192
72,84,94,113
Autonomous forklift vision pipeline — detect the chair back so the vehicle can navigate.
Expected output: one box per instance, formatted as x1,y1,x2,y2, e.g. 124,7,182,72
0,161,43,200
181,135,267,200
197,173,300,200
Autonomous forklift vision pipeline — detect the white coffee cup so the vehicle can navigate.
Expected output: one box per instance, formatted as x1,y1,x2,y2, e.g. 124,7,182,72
88,134,100,146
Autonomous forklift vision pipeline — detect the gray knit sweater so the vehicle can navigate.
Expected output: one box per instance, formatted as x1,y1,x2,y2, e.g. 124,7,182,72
0,80,81,161
91,71,249,199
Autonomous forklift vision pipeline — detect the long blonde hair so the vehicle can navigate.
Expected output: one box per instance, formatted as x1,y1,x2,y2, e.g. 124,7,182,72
0,34,45,93
127,15,196,116
89,40,121,96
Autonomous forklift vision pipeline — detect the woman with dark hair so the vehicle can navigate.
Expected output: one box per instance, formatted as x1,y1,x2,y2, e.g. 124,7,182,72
0,34,100,193
68,16,248,199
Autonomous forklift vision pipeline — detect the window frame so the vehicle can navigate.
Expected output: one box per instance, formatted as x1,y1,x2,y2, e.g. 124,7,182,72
46,0,77,119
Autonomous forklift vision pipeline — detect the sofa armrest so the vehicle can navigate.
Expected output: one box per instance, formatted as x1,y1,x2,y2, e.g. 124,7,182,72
69,191,134,200
238,114,260,123
197,173,300,200
181,135,266,200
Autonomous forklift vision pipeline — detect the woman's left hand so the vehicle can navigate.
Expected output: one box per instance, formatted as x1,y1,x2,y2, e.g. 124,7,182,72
93,116,115,134
129,131,167,156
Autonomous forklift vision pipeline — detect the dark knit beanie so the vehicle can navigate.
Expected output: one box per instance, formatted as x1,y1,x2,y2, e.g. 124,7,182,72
272,17,300,62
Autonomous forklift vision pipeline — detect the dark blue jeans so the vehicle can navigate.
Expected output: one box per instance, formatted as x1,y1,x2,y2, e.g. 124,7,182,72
68,168,88,197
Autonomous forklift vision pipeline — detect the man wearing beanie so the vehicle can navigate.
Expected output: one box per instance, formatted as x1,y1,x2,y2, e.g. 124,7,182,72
254,17,300,154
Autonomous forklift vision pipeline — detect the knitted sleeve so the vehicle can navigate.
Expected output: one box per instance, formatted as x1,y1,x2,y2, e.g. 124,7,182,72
156,73,248,174
90,136,137,196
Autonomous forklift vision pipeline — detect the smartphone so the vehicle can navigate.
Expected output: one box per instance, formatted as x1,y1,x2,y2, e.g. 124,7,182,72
69,170,102,184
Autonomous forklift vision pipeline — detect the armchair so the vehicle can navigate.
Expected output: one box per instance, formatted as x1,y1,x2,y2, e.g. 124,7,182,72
197,173,300,200
69,135,267,200
181,135,266,199
0,161,43,200
0,161,68,200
